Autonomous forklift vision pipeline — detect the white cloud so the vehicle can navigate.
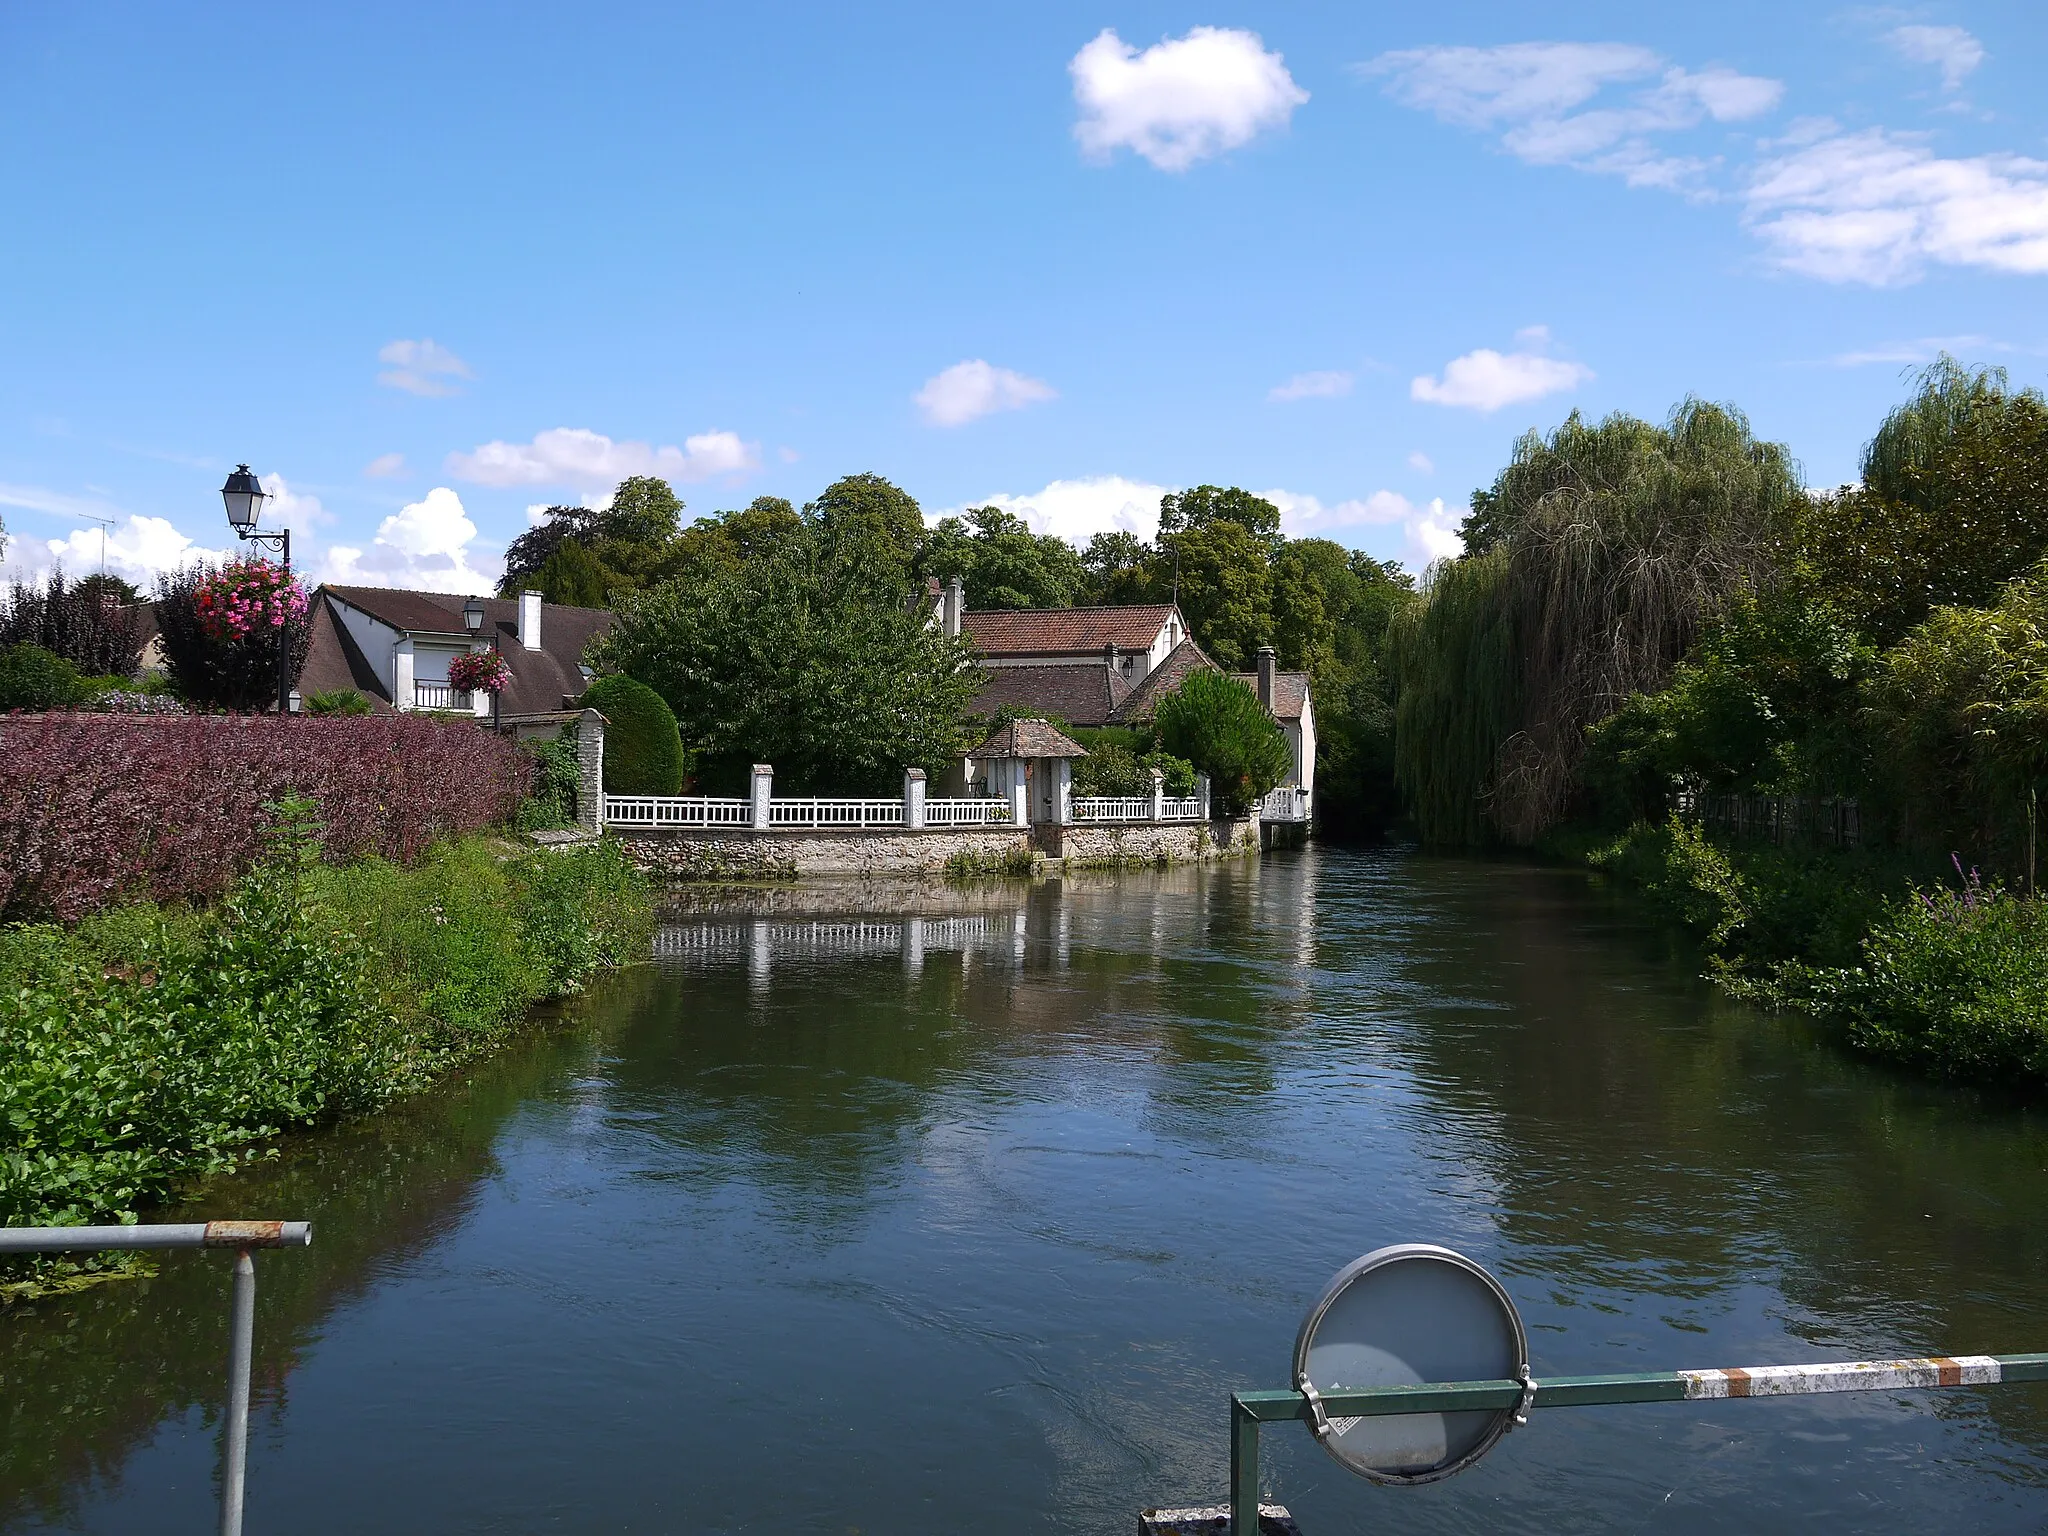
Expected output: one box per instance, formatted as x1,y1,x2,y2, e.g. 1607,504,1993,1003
376,338,472,398
1408,451,1435,474
1745,125,2048,285
1263,487,1467,566
445,426,760,488
1886,25,1984,91
914,360,1058,427
944,476,1174,545
1410,498,1468,563
363,452,407,478
1412,346,1592,411
5,513,226,588
1363,42,1781,192
1268,370,1354,402
1071,26,1307,172
319,487,497,594
1828,333,1995,367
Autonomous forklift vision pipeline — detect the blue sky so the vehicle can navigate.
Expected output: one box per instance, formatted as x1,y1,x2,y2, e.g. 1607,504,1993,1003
2,2,2043,593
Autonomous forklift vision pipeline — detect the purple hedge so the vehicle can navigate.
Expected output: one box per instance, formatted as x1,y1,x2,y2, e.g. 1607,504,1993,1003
0,714,534,922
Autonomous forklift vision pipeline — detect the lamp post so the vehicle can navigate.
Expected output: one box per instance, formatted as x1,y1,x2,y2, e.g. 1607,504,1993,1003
462,595,500,729
221,465,293,716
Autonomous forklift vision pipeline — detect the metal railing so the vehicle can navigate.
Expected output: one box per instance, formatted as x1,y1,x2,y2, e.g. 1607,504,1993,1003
767,797,905,828
605,794,752,827
1219,1350,2048,1536
923,797,1012,826
410,681,472,712
0,1221,312,1536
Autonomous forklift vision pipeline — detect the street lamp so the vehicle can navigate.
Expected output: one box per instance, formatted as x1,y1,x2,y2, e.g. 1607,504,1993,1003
463,595,484,635
220,464,293,716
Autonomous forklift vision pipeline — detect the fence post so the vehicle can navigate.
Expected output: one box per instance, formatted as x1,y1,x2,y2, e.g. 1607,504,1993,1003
576,709,606,833
1150,766,1165,822
751,764,774,830
904,767,926,830
1009,770,1029,829
1196,772,1211,822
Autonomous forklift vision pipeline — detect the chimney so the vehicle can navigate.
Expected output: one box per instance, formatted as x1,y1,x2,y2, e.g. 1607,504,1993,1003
1104,641,1119,672
1256,645,1276,711
519,589,542,651
943,576,964,639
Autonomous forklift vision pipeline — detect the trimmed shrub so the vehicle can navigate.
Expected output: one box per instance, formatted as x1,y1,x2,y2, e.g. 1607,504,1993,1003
1155,669,1291,814
0,714,532,922
0,644,88,712
582,675,684,794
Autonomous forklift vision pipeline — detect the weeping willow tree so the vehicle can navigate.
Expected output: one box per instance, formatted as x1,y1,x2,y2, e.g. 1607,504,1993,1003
1394,400,1803,844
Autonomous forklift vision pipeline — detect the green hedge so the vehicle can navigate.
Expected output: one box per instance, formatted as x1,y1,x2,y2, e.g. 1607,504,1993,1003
582,675,684,794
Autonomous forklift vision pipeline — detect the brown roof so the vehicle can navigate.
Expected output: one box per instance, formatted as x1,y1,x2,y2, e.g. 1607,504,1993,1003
1110,638,1216,723
968,718,1090,759
962,604,1178,657
969,664,1131,727
296,597,397,710
1229,671,1313,721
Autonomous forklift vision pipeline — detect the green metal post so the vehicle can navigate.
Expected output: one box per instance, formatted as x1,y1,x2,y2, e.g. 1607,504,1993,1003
1230,1395,1261,1536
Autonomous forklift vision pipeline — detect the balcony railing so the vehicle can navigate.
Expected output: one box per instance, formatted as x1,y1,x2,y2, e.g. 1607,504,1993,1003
411,681,472,712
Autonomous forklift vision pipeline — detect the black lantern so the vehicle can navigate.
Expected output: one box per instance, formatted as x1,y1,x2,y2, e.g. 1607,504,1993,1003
463,595,485,635
221,465,267,534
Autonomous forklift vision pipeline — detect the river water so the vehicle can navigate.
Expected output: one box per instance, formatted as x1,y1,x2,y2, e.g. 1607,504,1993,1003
5,849,2048,1534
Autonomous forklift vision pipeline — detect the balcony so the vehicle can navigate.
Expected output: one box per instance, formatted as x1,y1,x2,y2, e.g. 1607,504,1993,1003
411,681,474,712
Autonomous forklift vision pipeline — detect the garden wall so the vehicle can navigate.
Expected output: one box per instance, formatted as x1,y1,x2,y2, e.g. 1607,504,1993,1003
1046,816,1259,866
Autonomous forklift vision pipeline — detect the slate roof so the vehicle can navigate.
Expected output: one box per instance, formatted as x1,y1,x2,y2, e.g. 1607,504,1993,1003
962,604,1178,656
968,718,1090,759
296,597,394,709
968,663,1131,727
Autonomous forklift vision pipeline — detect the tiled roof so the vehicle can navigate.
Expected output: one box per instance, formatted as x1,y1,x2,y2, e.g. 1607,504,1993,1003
962,604,1177,656
1110,638,1215,722
968,664,1131,727
296,598,396,710
1229,671,1313,721
968,718,1090,759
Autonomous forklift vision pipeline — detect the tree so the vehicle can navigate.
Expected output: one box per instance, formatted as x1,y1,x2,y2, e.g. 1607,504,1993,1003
1158,485,1283,555
589,517,984,793
808,472,925,578
1079,531,1152,605
1160,518,1273,668
531,540,609,607
499,477,689,603
1155,669,1292,815
918,505,1085,609
581,674,685,794
0,568,145,676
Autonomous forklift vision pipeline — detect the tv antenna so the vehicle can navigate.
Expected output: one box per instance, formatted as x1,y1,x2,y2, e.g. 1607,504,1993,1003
65,510,116,577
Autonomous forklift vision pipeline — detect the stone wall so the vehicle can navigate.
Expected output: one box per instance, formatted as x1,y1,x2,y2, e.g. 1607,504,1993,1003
1037,816,1258,867
614,825,1034,880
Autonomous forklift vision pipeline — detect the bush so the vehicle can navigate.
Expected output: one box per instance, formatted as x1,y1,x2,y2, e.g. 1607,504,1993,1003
0,644,88,711
153,559,312,711
517,730,583,830
305,688,373,717
581,675,684,795
0,570,144,676
0,715,532,922
1071,741,1197,798
1155,669,1291,814
0,814,652,1251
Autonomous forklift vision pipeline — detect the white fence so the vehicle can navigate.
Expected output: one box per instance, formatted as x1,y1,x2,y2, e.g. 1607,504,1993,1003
412,681,472,711
606,795,751,828
1071,795,1207,823
1260,785,1309,822
768,797,905,828
924,797,1012,827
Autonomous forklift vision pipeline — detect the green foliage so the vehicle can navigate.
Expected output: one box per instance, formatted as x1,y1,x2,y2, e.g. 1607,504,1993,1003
1070,741,1196,797
592,516,983,793
1158,485,1283,553
516,730,583,830
531,539,610,607
808,472,925,578
305,687,373,717
0,644,88,711
500,476,688,604
942,846,1040,879
0,813,650,1257
1800,358,2048,643
918,505,1085,610
1155,669,1290,814
581,675,684,795
1389,549,1518,845
1079,531,1151,606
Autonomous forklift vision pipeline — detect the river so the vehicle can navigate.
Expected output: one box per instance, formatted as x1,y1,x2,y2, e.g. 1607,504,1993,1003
5,848,2048,1533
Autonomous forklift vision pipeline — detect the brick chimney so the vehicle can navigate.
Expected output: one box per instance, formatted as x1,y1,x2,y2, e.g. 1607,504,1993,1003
519,590,542,651
943,576,964,639
1256,645,1276,710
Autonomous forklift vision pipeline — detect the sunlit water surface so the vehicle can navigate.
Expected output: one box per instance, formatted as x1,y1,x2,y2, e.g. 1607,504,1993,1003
6,849,2048,1533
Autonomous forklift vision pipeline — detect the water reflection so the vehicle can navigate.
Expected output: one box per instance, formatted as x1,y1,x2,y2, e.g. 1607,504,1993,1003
5,852,2048,1535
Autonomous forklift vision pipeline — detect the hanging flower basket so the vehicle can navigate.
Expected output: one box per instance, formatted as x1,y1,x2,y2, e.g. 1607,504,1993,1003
449,649,511,694
191,558,308,644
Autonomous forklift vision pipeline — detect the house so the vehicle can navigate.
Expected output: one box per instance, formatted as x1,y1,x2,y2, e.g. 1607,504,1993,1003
933,577,1317,810
296,586,613,719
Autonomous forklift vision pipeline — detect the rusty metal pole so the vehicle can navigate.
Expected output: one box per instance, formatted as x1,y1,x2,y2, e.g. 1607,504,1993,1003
220,1249,257,1536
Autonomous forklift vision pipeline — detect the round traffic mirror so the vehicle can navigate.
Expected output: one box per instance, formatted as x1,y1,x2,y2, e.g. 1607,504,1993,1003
1293,1243,1527,1485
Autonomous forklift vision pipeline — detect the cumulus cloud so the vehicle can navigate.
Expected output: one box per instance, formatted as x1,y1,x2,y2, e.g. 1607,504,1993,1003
1886,24,1984,91
1411,344,1592,412
1268,370,1354,402
914,360,1058,428
445,426,760,489
1409,499,1468,563
1362,42,1781,191
376,339,472,398
3,513,225,587
363,452,407,478
1071,26,1307,172
319,487,497,594
1745,125,2048,285
943,476,1173,545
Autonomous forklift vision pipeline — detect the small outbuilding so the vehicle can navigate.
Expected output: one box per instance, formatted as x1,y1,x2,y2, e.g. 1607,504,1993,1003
967,718,1088,827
